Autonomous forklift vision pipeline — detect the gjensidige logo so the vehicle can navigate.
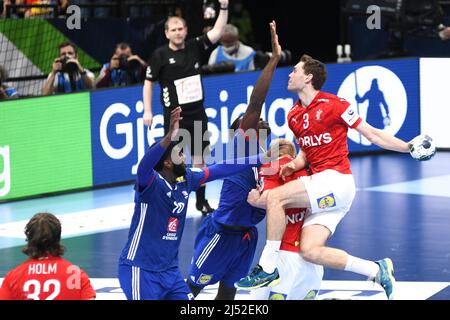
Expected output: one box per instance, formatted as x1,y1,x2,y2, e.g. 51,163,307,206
337,66,408,146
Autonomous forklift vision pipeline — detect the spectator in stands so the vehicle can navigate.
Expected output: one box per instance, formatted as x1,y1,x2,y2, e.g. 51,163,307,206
208,24,255,72
0,65,18,100
96,42,148,88
0,212,96,300
42,41,94,96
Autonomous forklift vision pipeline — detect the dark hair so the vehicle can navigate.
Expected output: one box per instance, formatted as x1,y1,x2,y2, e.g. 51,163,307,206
22,212,65,259
300,54,327,90
153,141,178,172
116,42,130,51
58,41,78,55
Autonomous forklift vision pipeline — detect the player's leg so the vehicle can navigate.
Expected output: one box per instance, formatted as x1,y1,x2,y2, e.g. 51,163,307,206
297,171,395,299
261,250,323,300
260,179,310,272
216,282,237,300
165,268,195,300
265,251,296,300
187,216,232,296
276,252,323,300
301,222,395,299
238,170,354,289
186,281,203,297
191,113,214,214
223,227,258,295
118,264,163,300
235,179,308,289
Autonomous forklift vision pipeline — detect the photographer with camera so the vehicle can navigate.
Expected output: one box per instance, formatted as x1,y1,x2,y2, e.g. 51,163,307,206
208,23,255,72
42,41,95,96
96,42,148,89
0,65,18,100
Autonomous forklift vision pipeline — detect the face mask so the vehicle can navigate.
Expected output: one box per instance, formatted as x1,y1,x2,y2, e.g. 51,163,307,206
223,43,239,55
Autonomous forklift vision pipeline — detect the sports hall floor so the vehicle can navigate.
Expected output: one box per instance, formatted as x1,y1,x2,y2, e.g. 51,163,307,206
1,152,449,300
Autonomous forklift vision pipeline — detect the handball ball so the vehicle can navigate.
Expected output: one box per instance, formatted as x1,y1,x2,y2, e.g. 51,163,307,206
409,134,436,161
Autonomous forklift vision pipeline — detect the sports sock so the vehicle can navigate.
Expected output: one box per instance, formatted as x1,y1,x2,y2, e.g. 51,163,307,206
258,240,281,273
344,254,379,279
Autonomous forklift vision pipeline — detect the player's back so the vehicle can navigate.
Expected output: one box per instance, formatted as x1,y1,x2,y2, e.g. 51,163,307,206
2,255,95,300
212,166,265,227
212,129,265,227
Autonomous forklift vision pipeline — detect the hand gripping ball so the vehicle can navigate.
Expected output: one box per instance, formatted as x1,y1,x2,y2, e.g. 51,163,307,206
408,134,436,161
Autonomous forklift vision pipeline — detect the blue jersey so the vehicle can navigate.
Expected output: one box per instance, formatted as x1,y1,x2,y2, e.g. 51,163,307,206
211,129,266,227
119,167,207,272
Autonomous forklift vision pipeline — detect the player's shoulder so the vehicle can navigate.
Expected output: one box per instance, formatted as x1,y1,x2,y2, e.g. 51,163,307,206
54,256,75,267
318,92,349,105
239,43,255,55
5,258,33,278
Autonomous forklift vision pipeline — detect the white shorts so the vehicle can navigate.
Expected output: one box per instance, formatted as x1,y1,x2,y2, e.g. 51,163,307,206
249,251,323,300
301,169,356,235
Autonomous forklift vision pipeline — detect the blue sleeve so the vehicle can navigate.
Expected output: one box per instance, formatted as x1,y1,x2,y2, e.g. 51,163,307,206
204,154,264,183
187,168,208,192
137,143,166,188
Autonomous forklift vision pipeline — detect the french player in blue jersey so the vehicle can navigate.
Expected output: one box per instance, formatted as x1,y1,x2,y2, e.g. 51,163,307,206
186,21,282,300
118,107,263,300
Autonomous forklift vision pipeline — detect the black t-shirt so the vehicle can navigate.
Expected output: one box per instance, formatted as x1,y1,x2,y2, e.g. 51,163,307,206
146,34,213,117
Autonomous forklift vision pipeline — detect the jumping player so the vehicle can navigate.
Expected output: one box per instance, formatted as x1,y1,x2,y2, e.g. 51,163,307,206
236,54,425,300
246,139,323,300
186,21,280,300
118,107,264,300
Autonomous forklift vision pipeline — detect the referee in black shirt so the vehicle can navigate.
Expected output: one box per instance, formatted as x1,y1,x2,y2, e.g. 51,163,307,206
143,0,229,215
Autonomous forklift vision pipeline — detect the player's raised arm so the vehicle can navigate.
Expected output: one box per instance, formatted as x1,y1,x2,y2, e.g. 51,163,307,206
240,21,281,131
136,107,182,187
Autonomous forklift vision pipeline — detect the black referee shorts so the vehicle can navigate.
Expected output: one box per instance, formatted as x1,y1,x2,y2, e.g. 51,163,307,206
164,107,211,159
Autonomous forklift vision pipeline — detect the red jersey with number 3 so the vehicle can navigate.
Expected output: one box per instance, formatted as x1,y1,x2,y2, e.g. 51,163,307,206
287,91,362,174
259,155,309,252
0,255,96,300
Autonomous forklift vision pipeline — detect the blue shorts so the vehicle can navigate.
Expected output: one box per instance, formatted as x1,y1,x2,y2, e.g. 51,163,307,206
188,215,258,289
118,264,194,300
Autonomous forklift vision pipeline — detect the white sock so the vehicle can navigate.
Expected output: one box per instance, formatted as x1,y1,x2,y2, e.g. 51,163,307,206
344,255,379,279
258,240,281,273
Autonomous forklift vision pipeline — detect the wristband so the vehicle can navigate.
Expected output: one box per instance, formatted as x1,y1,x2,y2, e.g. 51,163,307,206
220,7,228,10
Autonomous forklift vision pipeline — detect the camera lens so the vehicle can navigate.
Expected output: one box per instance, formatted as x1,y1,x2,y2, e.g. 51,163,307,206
118,55,129,70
